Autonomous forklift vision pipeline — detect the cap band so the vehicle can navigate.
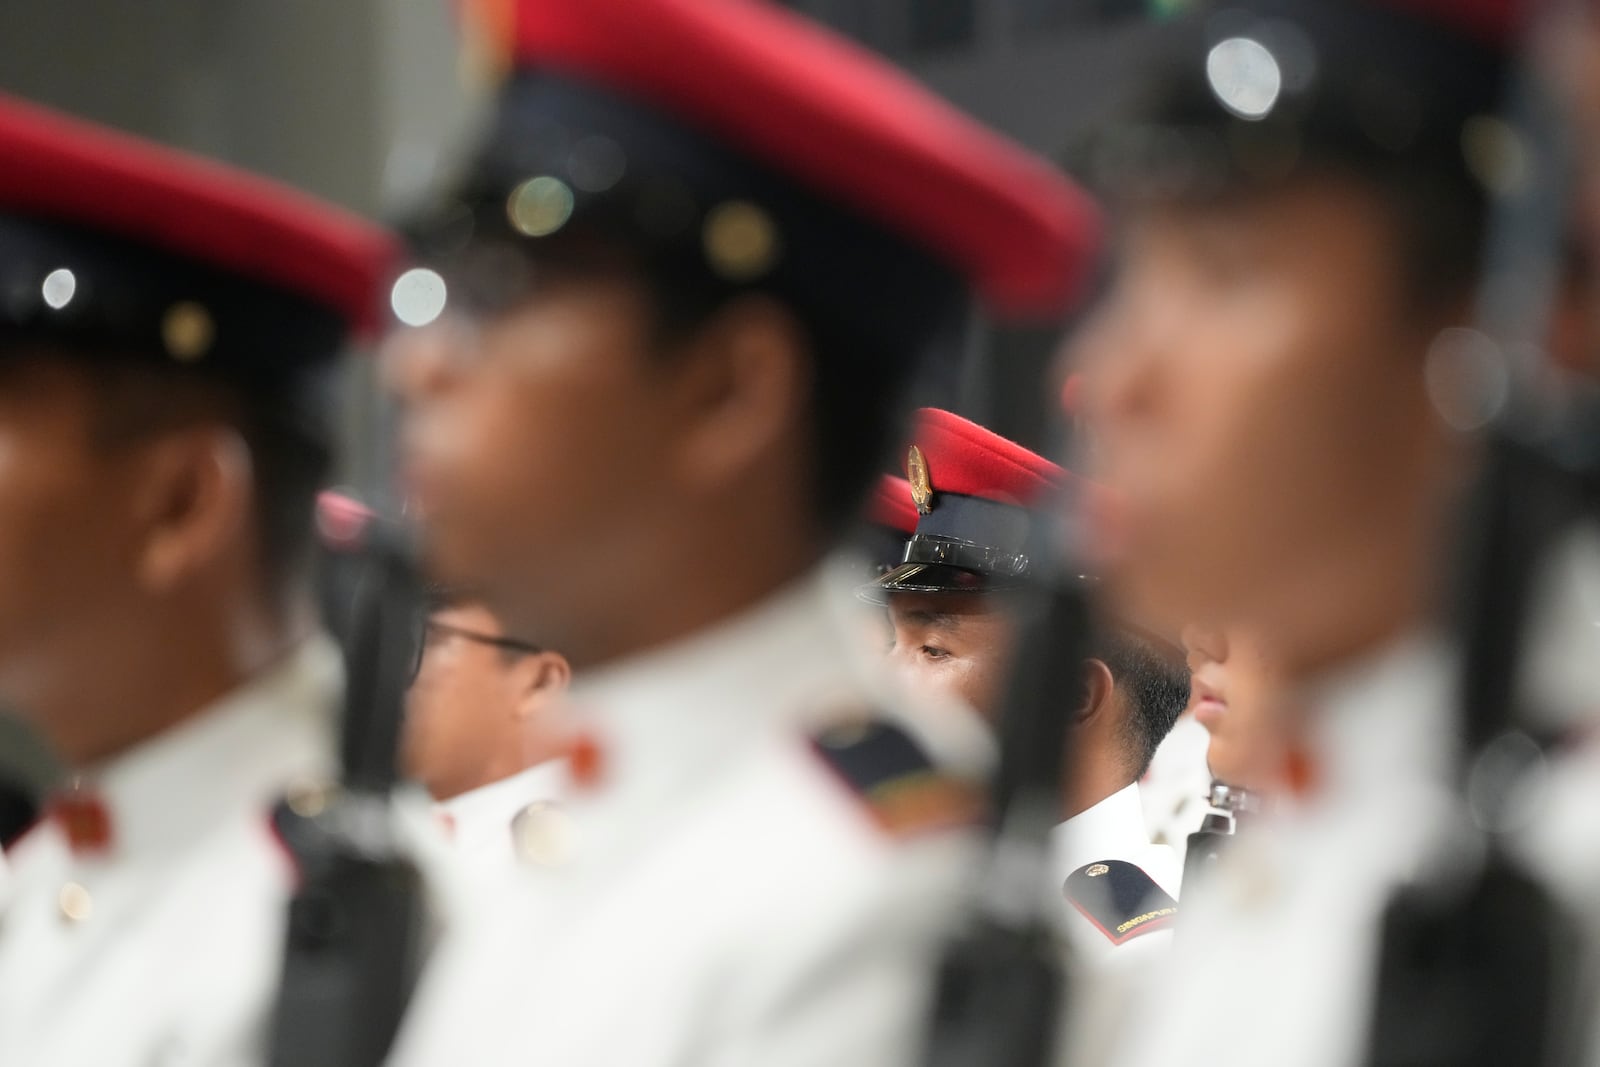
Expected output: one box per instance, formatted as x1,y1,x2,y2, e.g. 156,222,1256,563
900,534,1030,581
0,215,347,379
911,491,1034,561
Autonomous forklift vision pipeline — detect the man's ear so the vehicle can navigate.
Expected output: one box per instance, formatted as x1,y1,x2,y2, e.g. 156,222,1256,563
1074,658,1117,725
667,294,811,492
512,651,573,723
130,426,253,595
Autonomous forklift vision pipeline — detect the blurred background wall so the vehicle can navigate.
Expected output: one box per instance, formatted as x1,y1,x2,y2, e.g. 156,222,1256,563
0,0,477,493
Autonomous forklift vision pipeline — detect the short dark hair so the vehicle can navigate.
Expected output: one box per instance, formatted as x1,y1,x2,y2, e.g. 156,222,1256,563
66,353,332,599
1098,628,1190,779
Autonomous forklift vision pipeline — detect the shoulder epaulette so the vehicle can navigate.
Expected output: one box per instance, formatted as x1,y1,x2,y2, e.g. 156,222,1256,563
808,717,981,838
1063,859,1177,946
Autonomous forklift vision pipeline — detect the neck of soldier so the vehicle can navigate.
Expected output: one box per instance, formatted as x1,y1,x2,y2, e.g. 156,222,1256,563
1061,752,1136,824
36,579,317,769
1060,691,1137,822
434,719,568,803
555,493,828,673
1267,522,1441,701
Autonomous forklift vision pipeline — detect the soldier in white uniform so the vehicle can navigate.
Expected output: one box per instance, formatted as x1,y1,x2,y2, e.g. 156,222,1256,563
1071,0,1559,1063
402,591,573,868
0,95,396,1065
379,0,1098,1063
862,408,1189,966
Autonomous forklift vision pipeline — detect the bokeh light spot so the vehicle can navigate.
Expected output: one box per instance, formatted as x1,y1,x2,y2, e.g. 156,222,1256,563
1206,37,1282,120
391,267,449,327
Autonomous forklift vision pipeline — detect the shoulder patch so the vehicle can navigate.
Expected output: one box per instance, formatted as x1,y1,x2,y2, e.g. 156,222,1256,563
808,718,981,838
1063,860,1178,946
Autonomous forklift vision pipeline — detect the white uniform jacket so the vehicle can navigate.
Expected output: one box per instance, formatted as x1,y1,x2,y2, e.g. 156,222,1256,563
388,564,989,1067
0,638,339,1067
1105,636,1458,1067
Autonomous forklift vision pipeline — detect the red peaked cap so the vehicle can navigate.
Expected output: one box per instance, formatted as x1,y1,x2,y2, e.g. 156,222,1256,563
867,475,918,537
910,408,1064,509
504,0,1100,317
0,94,399,335
859,408,1069,599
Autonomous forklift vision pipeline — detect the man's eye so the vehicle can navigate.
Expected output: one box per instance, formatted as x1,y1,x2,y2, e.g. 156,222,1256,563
920,645,951,661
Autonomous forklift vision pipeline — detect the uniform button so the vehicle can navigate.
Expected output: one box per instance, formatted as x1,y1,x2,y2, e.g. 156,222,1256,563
58,881,93,924
284,778,336,817
816,721,873,749
511,801,575,868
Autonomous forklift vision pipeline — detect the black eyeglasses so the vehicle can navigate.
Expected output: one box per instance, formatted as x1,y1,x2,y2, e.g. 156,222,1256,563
407,616,542,683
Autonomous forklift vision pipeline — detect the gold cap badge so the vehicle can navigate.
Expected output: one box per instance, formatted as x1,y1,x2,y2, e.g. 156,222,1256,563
703,200,780,281
1086,863,1110,878
907,444,933,515
162,301,214,362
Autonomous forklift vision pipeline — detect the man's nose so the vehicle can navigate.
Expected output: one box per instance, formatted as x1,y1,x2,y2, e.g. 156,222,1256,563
380,319,471,405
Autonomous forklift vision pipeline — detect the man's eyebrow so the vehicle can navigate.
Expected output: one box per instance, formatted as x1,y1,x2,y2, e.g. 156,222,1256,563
900,608,960,628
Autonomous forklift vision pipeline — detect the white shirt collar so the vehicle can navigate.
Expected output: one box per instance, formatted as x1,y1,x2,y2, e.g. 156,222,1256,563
565,558,899,770
542,556,990,877
1051,782,1149,874
438,759,568,858
81,635,339,859
1300,632,1457,804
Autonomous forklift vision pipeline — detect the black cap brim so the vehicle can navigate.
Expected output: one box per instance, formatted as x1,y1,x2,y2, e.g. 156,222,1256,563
856,561,1008,605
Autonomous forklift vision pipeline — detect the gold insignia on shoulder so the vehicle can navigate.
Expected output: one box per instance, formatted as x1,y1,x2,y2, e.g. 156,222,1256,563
703,200,780,281
907,444,933,515
162,301,214,362
1086,863,1110,877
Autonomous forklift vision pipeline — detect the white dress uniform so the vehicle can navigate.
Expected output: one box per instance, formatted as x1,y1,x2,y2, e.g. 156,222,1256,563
1052,783,1183,1067
388,563,988,1067
0,638,339,1067
1104,635,1458,1067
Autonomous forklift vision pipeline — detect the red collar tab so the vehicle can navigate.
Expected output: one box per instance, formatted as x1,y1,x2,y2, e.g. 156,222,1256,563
47,789,113,856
